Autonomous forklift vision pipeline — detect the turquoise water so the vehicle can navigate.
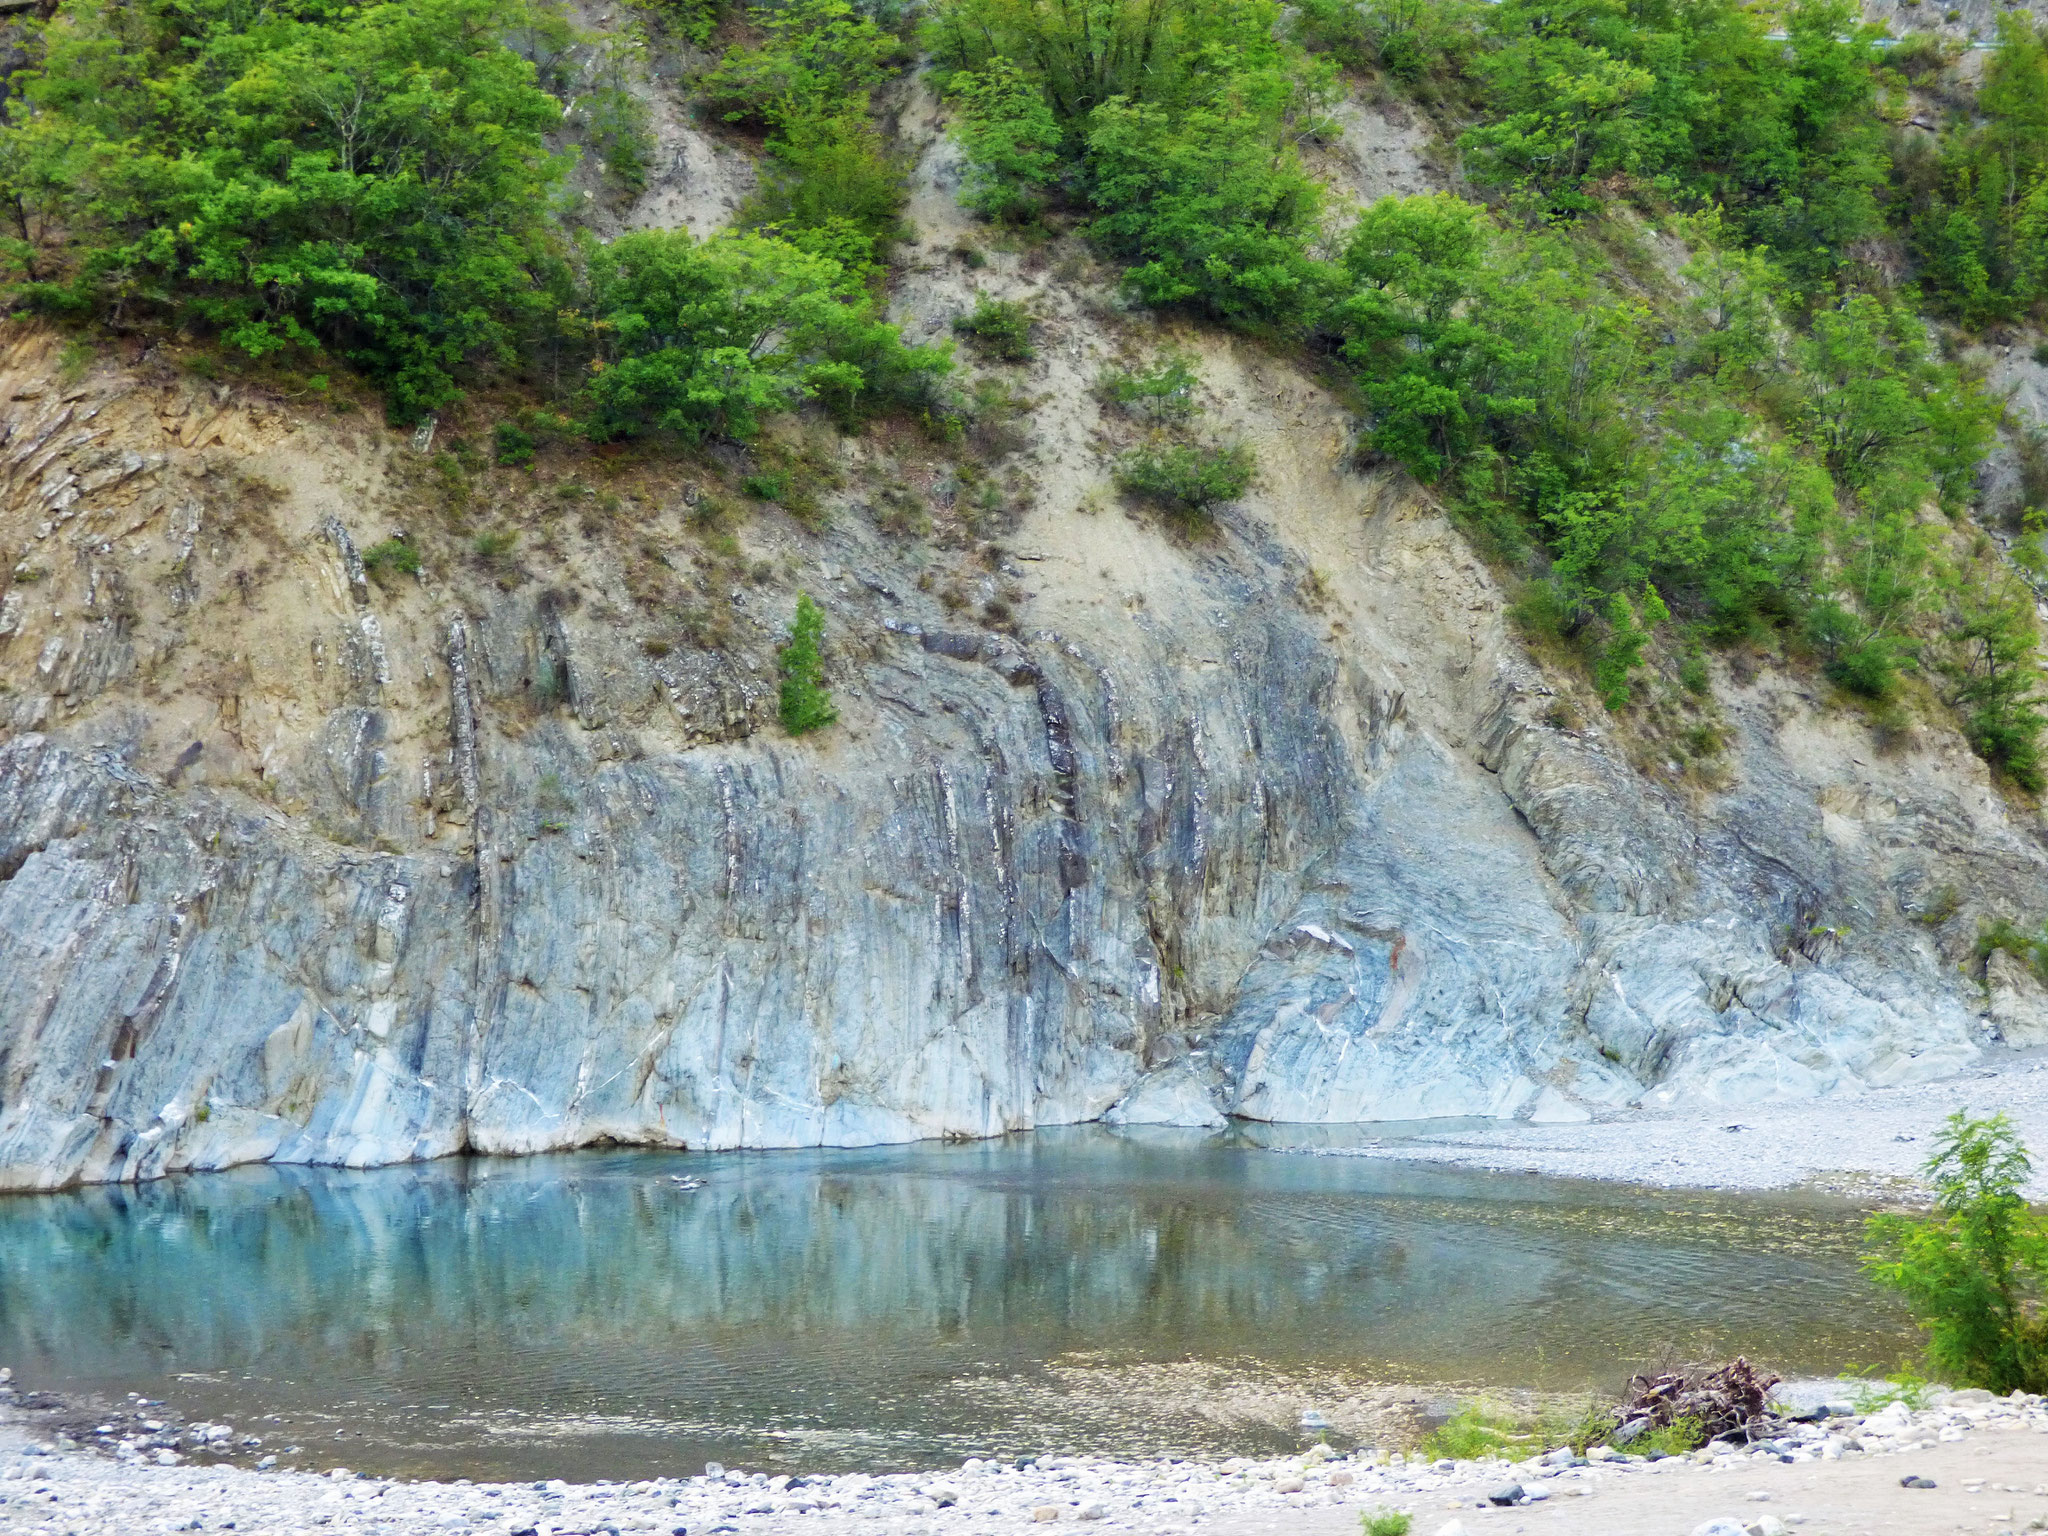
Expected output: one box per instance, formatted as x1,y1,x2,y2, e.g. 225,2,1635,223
0,1127,1911,1481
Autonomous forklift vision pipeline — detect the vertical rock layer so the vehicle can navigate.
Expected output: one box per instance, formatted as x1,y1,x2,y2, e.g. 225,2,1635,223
0,316,2037,1190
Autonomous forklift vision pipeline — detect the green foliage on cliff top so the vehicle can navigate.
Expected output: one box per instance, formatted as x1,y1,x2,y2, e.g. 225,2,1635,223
0,0,942,434
4,0,573,418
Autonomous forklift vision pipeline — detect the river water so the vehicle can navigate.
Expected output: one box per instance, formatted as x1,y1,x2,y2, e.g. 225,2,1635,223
0,1127,1912,1481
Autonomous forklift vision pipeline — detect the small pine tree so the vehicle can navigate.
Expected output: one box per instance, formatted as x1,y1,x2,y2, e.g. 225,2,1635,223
778,592,838,736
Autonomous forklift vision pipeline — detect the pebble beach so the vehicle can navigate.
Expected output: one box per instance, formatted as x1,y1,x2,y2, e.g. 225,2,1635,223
5,1375,2046,1536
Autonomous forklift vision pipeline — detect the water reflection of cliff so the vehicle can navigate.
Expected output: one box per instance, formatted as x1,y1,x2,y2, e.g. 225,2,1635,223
0,1129,1908,1476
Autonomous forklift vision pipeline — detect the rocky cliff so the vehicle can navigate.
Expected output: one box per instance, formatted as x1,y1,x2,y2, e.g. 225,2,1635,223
2,74,2046,1190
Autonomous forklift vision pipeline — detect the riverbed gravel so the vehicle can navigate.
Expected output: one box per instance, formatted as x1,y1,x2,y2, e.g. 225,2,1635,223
4,1378,2045,1536
1315,1052,2048,1198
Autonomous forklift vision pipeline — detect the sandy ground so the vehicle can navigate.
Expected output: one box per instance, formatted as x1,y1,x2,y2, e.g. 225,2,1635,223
1211,1422,2048,1536
1301,1052,2048,1200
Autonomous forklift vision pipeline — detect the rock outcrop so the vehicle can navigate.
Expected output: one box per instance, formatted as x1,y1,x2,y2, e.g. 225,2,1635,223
0,69,2043,1190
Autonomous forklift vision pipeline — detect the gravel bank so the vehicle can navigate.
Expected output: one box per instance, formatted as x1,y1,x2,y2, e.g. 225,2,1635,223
4,1382,2046,1536
1304,1054,2048,1198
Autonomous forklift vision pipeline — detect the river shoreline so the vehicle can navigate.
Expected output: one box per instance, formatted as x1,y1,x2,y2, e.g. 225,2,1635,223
3,1378,2045,1536
8,1050,2046,1206
1300,1050,2048,1200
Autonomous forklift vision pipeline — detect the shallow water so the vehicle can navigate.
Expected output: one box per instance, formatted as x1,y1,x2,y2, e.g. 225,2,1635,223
0,1127,1911,1480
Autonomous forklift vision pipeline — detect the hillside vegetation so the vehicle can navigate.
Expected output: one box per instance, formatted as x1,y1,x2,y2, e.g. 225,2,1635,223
3,0,2046,781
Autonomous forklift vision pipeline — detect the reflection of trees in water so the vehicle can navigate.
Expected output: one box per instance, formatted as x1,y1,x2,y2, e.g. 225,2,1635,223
0,1140,1901,1423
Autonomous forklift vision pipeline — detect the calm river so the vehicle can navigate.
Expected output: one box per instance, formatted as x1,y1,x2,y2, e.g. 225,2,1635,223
0,1126,1912,1480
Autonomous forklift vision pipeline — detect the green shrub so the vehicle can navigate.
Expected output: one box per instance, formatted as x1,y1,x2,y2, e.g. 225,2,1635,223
954,296,1035,361
1827,640,1904,701
1864,1112,2048,1394
361,538,422,580
1115,442,1255,518
582,85,656,197
473,529,519,561
494,423,537,468
778,592,838,735
581,229,943,442
1360,1512,1412,1536
1978,918,2048,979
1507,578,1568,640
1806,599,1906,701
1593,587,1667,711
651,0,721,43
1098,352,1199,420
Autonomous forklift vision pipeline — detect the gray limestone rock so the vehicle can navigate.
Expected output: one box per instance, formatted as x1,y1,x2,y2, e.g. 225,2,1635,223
1985,949,2048,1049
0,326,2043,1190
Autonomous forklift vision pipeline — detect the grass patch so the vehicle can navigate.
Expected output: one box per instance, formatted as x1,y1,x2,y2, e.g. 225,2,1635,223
1417,1403,1538,1461
1420,1396,1699,1462
1845,1369,1933,1413
473,529,519,563
1620,1417,1704,1457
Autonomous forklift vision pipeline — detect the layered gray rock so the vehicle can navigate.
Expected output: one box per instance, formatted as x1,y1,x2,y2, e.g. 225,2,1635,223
0,295,2042,1189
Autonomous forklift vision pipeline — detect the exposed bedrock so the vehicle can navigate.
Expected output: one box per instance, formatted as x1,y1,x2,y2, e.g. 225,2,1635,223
0,479,2033,1190
0,302,2042,1188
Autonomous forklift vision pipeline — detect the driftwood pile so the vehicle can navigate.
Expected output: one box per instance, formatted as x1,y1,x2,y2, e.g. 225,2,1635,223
1612,1358,1783,1445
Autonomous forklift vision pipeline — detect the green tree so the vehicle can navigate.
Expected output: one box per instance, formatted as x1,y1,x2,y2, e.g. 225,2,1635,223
580,229,943,441
928,0,1307,126
1903,16,2048,322
1949,585,2048,791
1865,1113,2048,1395
1460,39,1660,209
4,0,576,416
1796,294,1994,508
699,0,902,128
779,592,839,735
1084,94,1325,323
948,58,1064,221
745,106,906,270
1328,193,1514,481
928,0,1330,321
1291,0,1475,81
1674,213,1785,383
